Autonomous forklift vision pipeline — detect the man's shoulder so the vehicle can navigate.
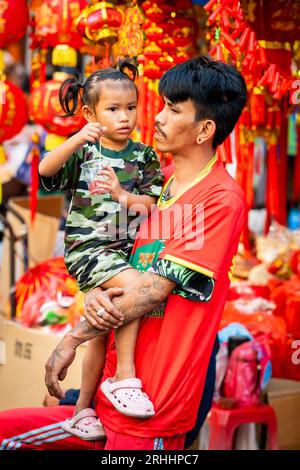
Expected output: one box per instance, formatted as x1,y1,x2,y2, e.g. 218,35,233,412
205,163,245,207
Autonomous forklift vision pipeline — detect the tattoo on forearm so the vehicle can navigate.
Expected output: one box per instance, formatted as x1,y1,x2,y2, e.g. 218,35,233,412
114,272,174,322
153,276,165,291
71,320,103,337
50,346,64,369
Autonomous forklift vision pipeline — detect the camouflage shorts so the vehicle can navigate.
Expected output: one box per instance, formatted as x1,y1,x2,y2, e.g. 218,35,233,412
65,247,132,293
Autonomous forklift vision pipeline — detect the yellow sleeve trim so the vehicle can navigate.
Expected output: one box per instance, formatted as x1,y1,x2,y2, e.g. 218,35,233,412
163,254,214,278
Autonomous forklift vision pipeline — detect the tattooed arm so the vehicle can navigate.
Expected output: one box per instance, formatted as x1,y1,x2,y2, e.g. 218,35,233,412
44,321,107,398
83,270,175,330
45,273,175,398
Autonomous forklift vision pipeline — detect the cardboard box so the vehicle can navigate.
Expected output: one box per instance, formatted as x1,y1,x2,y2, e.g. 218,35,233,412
0,320,86,411
0,195,64,316
265,378,300,450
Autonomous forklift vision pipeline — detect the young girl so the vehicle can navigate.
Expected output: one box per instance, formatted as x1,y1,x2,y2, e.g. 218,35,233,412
39,60,164,440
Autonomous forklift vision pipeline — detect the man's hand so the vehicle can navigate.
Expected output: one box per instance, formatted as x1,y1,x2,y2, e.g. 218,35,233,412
45,340,76,399
84,287,125,330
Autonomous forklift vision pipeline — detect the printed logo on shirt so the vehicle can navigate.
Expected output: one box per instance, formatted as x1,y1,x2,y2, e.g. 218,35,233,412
137,252,156,269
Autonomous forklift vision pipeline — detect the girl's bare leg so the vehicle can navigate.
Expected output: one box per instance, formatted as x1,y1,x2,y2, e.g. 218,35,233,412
101,268,141,381
75,334,107,414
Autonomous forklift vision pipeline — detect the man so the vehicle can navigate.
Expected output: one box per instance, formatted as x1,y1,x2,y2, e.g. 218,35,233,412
44,56,246,450
0,56,246,450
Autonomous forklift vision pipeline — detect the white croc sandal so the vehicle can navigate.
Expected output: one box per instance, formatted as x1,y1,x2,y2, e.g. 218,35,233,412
101,378,155,418
61,408,106,441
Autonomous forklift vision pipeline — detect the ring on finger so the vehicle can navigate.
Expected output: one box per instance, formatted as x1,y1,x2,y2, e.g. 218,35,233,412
96,307,106,318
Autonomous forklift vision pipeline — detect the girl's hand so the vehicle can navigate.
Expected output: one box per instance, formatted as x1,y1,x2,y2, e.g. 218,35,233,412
94,165,125,201
76,123,106,146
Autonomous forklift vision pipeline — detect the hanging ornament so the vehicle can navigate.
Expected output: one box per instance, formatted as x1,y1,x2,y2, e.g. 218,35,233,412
0,81,28,164
30,0,86,50
158,53,175,73
145,23,164,42
0,0,29,50
118,0,145,58
29,72,86,139
141,2,166,23
143,42,163,62
27,132,41,225
158,36,176,54
0,0,29,125
77,1,123,46
143,60,161,80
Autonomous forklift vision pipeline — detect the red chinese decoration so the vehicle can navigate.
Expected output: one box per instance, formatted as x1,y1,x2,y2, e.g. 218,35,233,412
0,0,29,196
29,75,85,137
118,1,145,58
0,81,28,162
205,0,297,237
77,1,123,45
31,0,86,50
241,0,300,43
0,0,29,49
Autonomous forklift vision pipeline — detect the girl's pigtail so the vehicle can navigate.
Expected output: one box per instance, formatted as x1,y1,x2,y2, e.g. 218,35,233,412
59,78,84,117
116,58,139,82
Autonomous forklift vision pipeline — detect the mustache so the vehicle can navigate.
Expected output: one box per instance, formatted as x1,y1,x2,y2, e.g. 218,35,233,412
154,124,167,138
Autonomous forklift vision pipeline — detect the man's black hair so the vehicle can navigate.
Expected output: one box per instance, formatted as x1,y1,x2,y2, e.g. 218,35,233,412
158,56,247,148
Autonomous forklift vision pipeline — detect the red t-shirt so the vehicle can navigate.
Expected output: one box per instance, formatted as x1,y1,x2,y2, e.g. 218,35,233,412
95,160,245,437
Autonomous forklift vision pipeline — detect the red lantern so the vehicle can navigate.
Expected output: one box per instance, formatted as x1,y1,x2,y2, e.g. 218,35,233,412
145,23,164,42
144,42,163,61
31,0,86,49
77,1,123,45
143,60,161,80
162,21,176,35
0,0,29,49
0,81,28,148
29,75,85,137
158,53,174,72
173,50,191,65
158,36,176,54
173,31,193,48
142,2,166,22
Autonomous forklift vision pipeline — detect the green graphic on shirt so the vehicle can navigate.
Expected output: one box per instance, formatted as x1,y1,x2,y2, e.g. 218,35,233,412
129,238,214,318
129,239,165,272
130,240,166,318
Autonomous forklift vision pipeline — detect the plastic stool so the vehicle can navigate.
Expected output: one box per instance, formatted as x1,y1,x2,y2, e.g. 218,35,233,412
208,404,278,450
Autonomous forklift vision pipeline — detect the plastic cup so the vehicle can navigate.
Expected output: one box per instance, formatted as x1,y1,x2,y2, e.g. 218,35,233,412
80,159,107,195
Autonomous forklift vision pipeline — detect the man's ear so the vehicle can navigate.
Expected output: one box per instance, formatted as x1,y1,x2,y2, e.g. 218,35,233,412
82,105,96,122
196,120,216,145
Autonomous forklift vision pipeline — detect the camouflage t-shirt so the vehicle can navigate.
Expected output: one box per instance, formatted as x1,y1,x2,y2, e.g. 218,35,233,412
39,139,164,268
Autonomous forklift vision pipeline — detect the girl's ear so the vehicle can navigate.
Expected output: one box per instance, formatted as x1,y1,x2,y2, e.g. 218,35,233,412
82,105,96,122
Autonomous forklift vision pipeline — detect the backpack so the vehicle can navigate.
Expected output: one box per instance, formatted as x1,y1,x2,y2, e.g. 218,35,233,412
223,336,272,407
